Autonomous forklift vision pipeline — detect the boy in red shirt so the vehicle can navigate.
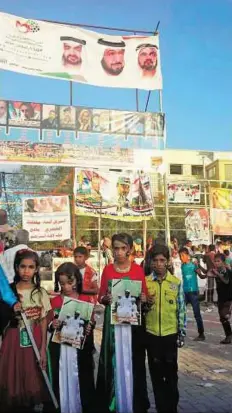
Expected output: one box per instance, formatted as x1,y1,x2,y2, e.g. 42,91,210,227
73,246,99,304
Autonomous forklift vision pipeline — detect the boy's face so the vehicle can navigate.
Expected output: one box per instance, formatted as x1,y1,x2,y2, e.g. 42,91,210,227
74,252,86,268
151,253,167,276
180,252,190,264
214,257,224,270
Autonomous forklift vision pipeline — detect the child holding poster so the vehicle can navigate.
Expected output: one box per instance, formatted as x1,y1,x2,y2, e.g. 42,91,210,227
48,262,96,413
96,233,150,413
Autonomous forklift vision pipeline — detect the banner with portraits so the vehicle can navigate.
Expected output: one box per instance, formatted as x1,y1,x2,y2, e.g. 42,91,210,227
22,195,71,241
168,183,201,204
0,12,162,91
185,209,210,245
74,169,154,221
0,99,165,166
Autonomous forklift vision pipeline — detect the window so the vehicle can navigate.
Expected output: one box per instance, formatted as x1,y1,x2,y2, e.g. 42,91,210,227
169,164,183,175
225,164,232,181
191,165,203,176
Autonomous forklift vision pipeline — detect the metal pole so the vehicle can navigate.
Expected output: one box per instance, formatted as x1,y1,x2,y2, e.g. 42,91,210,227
71,168,77,249
98,198,102,277
70,81,73,106
143,220,147,255
163,173,171,246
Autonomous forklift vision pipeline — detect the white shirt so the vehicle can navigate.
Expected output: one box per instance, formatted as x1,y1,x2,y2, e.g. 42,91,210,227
2,244,30,282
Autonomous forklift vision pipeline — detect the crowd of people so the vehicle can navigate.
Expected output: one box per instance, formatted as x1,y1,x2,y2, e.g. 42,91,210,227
0,210,231,412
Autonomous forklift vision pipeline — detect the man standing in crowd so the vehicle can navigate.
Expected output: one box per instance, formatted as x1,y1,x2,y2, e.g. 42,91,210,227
3,229,30,282
179,247,206,341
184,240,193,256
208,253,232,344
203,244,216,304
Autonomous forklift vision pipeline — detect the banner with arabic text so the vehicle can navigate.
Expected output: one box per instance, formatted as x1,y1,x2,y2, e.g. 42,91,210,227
185,209,210,245
0,12,162,91
74,169,154,221
22,196,71,241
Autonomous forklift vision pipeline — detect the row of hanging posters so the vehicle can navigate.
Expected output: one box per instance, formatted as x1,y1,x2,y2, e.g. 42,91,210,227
0,12,162,91
210,188,232,235
74,169,154,221
168,183,201,204
22,195,71,241
0,99,165,167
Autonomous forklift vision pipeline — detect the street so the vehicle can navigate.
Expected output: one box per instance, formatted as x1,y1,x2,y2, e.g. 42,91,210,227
94,305,232,413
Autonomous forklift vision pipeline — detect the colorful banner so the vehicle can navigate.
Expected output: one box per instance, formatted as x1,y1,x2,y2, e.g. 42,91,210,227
0,99,165,165
185,209,210,245
210,188,232,209
74,169,154,221
211,209,232,235
0,12,162,91
168,183,201,204
22,196,71,241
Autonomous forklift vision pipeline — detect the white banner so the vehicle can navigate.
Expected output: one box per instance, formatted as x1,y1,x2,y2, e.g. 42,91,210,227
23,196,71,241
168,183,201,204
0,12,162,91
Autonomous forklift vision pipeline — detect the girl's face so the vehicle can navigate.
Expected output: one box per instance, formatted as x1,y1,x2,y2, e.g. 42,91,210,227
59,274,76,296
113,240,130,264
17,258,37,283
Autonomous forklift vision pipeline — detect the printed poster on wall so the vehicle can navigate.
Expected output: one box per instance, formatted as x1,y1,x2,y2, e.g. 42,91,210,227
74,169,154,221
168,183,201,204
185,209,210,245
22,195,71,241
211,209,232,236
210,187,232,209
0,12,162,91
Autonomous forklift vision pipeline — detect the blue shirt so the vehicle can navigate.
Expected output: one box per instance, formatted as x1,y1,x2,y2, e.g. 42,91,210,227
0,264,17,307
181,262,198,293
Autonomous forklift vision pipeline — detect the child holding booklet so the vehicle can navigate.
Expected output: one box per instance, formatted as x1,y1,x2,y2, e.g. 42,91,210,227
96,233,150,413
49,262,96,413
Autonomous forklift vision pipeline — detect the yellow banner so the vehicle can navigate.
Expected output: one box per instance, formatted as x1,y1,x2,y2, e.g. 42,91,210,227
210,188,232,209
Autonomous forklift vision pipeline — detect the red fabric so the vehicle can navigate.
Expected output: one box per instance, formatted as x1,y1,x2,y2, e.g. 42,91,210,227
83,265,98,304
0,324,49,409
98,262,147,301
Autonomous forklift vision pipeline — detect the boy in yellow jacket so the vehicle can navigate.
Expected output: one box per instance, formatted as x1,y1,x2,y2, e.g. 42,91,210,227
145,245,186,413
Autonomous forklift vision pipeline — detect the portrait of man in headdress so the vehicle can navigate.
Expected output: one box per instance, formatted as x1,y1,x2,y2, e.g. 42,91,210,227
98,38,126,76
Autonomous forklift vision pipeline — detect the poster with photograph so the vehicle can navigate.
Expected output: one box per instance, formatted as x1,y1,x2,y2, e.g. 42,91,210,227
110,110,126,134
59,106,76,129
8,101,41,127
168,183,201,204
0,100,7,125
111,278,142,325
145,113,165,137
42,105,59,129
211,209,232,236
185,209,210,245
23,195,70,241
92,109,110,133
76,108,92,131
74,169,154,221
0,12,162,91
126,112,144,135
52,296,94,349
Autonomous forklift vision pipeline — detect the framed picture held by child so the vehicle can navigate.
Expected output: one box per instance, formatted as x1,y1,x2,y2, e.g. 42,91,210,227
52,297,94,349
111,278,142,325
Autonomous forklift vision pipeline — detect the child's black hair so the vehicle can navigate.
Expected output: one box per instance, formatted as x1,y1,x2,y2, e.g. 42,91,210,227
112,233,133,249
14,249,41,302
73,246,88,257
54,262,82,293
149,244,170,261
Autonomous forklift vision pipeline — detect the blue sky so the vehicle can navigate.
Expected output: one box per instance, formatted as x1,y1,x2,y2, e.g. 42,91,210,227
0,0,232,151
